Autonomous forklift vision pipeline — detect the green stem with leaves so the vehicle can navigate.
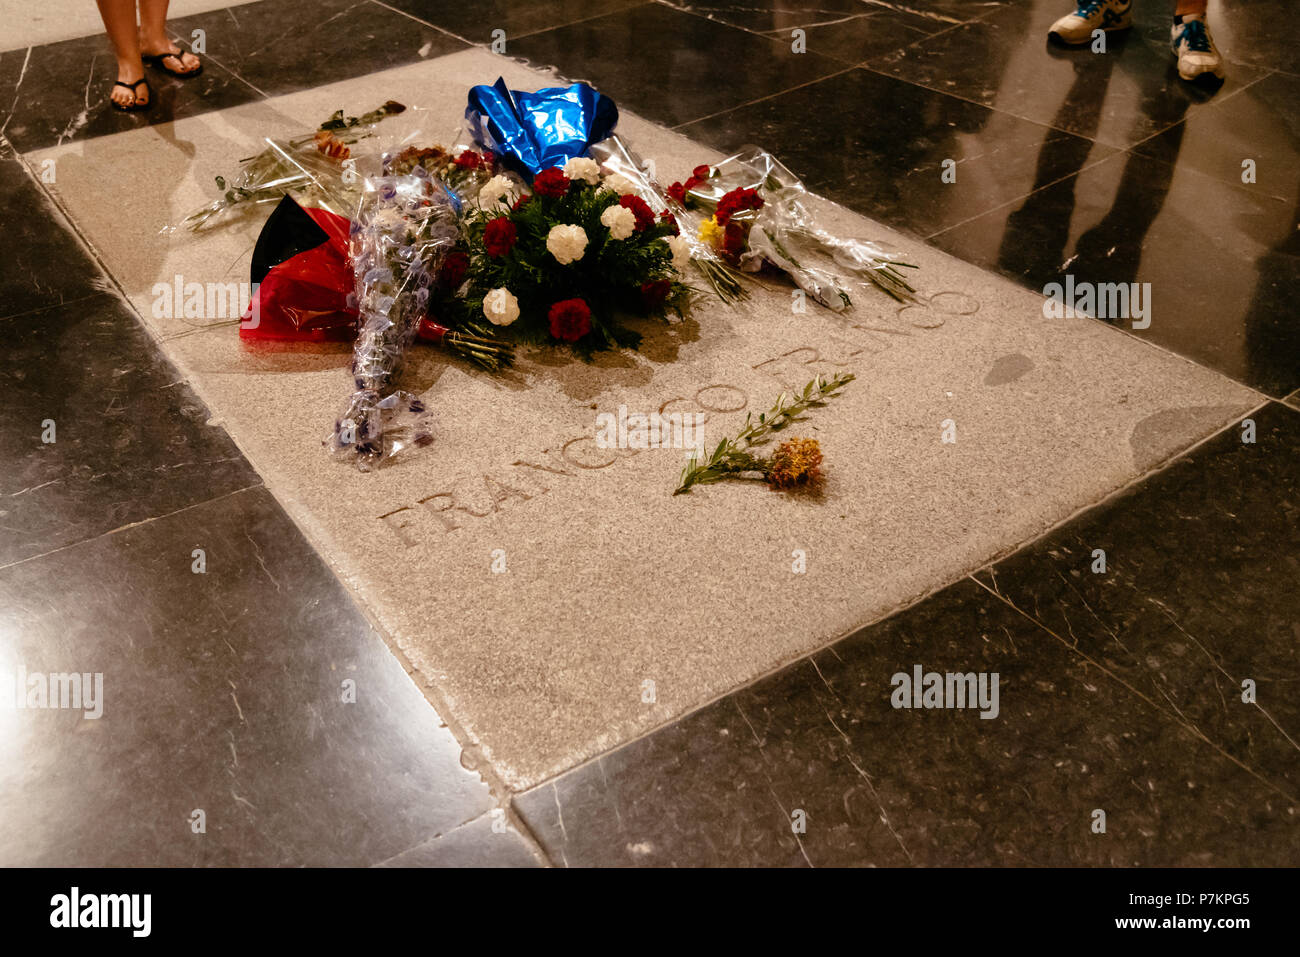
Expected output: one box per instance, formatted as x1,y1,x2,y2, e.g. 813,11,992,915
674,371,854,494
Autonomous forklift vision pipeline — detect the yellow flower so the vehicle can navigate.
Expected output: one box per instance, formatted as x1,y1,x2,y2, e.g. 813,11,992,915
766,437,823,489
698,215,724,250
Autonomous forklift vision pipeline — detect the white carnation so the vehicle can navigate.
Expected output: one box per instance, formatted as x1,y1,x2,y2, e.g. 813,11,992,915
600,204,636,240
482,287,520,326
665,234,693,273
602,172,638,196
563,157,601,185
546,224,589,264
477,174,516,208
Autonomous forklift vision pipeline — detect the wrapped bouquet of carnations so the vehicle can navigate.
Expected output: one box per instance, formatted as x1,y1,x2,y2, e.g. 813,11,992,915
588,134,746,303
672,146,919,307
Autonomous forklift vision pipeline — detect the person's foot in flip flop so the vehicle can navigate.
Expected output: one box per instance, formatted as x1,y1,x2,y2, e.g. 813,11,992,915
139,32,202,77
1048,0,1133,45
110,61,149,111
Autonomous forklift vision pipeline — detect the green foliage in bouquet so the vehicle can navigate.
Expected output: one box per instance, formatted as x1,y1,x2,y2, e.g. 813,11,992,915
432,167,692,354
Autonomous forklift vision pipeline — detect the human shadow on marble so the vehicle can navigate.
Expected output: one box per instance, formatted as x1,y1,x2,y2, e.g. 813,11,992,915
996,45,1192,307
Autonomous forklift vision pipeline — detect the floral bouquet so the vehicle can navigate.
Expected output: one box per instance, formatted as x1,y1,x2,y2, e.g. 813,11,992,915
461,79,742,305
385,142,517,203
176,101,408,231
428,156,694,352
671,146,919,306
589,134,746,304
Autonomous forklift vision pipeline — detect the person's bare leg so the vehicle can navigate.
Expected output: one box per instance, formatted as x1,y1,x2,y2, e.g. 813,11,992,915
1175,0,1209,15
95,0,147,107
138,0,201,74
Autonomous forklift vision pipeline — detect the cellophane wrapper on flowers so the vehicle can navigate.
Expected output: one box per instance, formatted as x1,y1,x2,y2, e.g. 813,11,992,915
443,118,531,206
691,146,917,307
588,134,745,302
172,101,409,233
328,171,459,470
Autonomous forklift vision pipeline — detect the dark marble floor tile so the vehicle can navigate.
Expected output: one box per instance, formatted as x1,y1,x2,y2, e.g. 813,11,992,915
931,147,1299,396
376,813,543,867
977,401,1300,799
516,577,1298,866
0,485,492,866
165,0,468,99
0,295,260,567
508,3,847,129
678,66,1115,238
873,3,1267,150
659,0,968,58
1215,0,1300,77
779,8,956,66
1132,70,1300,200
0,145,102,318
658,0,878,37
891,0,1015,18
380,0,648,43
0,34,261,154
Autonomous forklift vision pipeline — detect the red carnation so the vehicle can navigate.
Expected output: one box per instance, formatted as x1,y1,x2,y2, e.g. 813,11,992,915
439,251,469,289
533,167,570,197
454,149,483,170
640,279,672,310
659,209,680,235
547,298,592,342
512,193,532,211
692,164,712,180
682,175,703,193
619,194,655,232
483,217,517,257
666,181,687,204
722,220,749,259
715,186,764,227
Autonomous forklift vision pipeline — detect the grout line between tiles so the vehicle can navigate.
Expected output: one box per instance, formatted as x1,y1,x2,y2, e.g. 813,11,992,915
0,291,110,325
0,482,265,575
364,0,481,47
920,148,1119,242
509,0,656,41
166,26,273,99
371,805,552,868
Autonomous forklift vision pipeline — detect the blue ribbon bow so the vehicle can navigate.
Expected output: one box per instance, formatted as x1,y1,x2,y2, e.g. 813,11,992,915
465,77,619,177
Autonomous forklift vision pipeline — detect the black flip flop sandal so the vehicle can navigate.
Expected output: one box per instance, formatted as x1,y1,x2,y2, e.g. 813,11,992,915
142,45,203,78
110,78,151,112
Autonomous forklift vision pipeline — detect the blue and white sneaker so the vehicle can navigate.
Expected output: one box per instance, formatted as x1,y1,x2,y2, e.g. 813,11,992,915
1171,14,1225,82
1048,0,1133,45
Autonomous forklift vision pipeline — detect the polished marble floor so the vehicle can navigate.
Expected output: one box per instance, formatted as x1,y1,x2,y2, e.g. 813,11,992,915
0,0,1295,866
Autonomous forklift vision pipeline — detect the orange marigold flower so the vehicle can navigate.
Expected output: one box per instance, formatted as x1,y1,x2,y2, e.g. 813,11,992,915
313,130,351,159
766,437,823,489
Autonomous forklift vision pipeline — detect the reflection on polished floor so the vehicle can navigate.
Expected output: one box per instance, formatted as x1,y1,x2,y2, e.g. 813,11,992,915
0,0,1296,867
